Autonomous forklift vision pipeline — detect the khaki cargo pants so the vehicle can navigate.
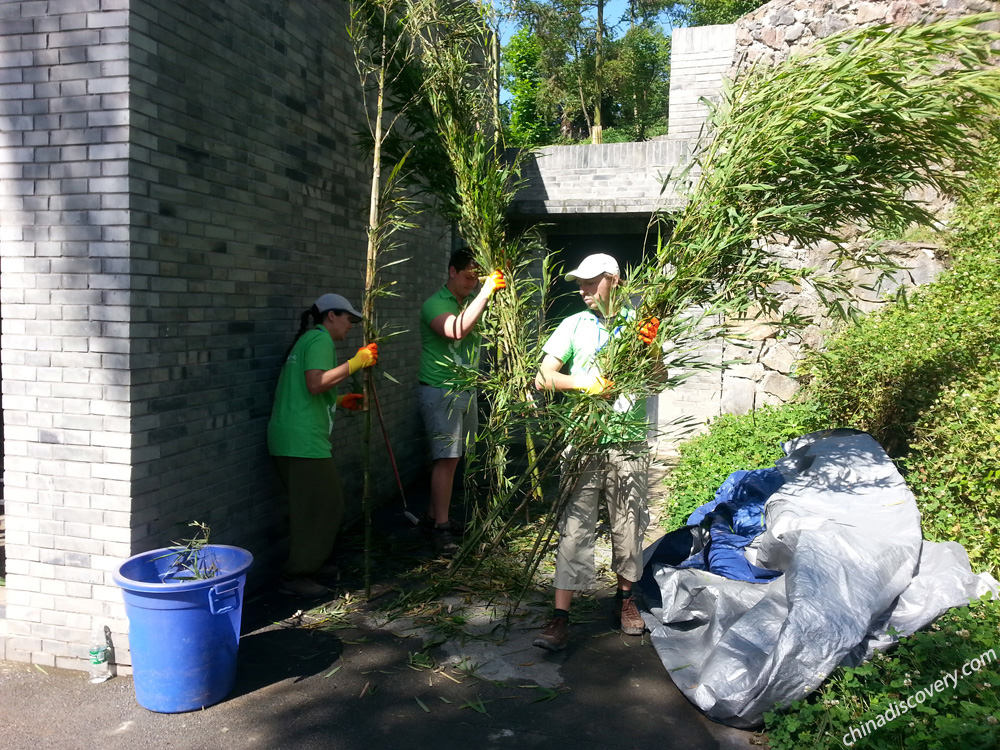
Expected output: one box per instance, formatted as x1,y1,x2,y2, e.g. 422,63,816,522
554,443,651,590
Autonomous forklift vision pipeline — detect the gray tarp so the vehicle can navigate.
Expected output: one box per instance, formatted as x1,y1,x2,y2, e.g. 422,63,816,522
641,429,999,728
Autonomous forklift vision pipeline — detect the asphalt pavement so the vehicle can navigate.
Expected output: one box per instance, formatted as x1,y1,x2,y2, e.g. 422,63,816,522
0,477,758,750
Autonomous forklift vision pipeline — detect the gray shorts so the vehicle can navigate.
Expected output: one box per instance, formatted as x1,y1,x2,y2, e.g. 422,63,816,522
418,385,478,460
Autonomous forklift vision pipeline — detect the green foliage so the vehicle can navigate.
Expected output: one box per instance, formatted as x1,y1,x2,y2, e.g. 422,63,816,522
665,0,765,27
799,241,1000,456
154,521,219,580
905,370,1000,578
760,138,1000,750
661,401,830,529
604,24,671,140
649,16,1000,331
502,0,672,144
895,157,1000,577
504,27,552,146
764,595,1000,749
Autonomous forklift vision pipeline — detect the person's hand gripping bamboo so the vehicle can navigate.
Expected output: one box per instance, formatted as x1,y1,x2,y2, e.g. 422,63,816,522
339,343,378,411
479,269,506,296
577,373,614,396
637,317,660,346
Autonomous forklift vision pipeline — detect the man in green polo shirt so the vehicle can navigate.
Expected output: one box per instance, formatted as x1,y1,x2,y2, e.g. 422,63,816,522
532,252,660,650
418,247,505,554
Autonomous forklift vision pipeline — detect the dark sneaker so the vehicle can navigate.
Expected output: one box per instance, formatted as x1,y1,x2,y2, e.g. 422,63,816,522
421,515,466,535
429,525,460,557
533,616,569,651
279,577,331,599
617,595,645,636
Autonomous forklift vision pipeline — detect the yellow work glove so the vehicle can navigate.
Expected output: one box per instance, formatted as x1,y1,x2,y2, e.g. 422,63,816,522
336,393,364,411
483,269,506,296
579,374,613,396
347,343,378,374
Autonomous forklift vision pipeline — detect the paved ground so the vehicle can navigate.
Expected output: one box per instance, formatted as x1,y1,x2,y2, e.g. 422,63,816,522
0,461,760,750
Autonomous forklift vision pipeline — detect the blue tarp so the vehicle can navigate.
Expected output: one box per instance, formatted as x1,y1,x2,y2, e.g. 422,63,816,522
679,468,785,583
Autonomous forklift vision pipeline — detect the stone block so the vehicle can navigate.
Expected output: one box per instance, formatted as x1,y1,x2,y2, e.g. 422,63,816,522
761,371,799,402
761,341,798,374
721,375,756,416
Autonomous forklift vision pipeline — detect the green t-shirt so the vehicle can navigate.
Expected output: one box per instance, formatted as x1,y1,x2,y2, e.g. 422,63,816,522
542,309,648,445
267,326,339,458
419,284,482,388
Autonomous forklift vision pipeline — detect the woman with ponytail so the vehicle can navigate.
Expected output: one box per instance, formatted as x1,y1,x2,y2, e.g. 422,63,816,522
267,293,379,598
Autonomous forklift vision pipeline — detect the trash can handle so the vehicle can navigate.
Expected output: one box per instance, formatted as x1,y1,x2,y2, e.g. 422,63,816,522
208,579,241,615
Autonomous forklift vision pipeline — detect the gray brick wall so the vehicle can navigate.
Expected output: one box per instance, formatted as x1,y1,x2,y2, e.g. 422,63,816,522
511,140,692,217
1,0,134,669
1,0,448,670
667,24,737,142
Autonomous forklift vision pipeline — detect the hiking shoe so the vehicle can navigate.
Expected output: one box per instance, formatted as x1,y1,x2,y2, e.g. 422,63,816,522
533,616,570,651
420,515,466,534
428,524,460,557
279,577,331,599
617,594,645,636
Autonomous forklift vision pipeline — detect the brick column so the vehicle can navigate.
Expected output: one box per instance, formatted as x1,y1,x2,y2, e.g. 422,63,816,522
0,0,132,667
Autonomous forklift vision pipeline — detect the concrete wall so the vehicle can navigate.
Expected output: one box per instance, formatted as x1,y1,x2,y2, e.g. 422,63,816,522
511,140,691,217
1,0,447,669
667,24,737,141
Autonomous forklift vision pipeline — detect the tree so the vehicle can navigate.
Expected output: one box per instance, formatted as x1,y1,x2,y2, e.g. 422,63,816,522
502,0,672,144
666,0,765,27
605,24,670,140
504,27,553,145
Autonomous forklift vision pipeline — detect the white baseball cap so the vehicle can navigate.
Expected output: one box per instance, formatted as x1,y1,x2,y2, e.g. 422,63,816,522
565,253,620,281
314,293,363,321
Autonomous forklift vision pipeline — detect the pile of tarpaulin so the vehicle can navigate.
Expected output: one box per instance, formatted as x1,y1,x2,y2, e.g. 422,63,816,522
639,428,998,728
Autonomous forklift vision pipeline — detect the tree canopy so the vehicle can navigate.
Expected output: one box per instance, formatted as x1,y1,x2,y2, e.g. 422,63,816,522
501,0,672,145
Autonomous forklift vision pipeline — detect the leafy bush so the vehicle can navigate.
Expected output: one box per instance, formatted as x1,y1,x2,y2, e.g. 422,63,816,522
764,595,1000,749
660,400,830,529
905,369,1000,577
758,140,1000,750
798,249,1000,457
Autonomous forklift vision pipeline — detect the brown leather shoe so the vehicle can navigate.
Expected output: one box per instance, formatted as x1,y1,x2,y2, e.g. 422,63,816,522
618,595,645,636
533,616,569,651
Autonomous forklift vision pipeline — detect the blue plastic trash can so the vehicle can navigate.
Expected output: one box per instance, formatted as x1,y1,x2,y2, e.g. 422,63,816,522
113,545,253,713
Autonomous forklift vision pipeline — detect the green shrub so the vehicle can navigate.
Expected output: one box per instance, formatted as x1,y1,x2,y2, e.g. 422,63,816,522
764,595,1000,750
798,248,1000,456
762,140,1000,750
799,134,1000,459
661,400,830,529
905,369,1000,578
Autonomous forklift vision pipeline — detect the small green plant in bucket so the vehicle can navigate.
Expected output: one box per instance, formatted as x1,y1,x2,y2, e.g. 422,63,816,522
152,521,219,581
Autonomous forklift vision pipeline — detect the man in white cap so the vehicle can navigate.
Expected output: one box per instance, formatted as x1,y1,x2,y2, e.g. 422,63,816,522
532,253,659,650
268,292,379,598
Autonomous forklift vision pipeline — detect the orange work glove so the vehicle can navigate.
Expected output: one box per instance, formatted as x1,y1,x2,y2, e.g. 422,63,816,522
579,374,614,396
637,317,660,346
337,393,364,411
483,269,506,295
347,342,378,374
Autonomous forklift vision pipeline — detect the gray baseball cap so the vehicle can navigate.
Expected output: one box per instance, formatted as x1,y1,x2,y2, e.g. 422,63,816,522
315,293,363,322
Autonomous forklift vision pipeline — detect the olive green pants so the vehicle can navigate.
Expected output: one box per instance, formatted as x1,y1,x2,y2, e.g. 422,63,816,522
273,456,344,578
